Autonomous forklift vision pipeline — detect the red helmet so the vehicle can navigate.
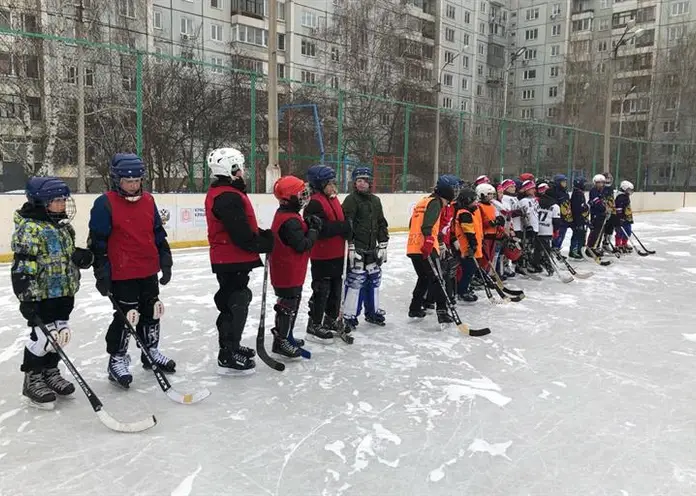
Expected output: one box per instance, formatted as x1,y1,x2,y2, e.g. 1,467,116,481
519,172,535,182
273,176,309,206
519,179,536,193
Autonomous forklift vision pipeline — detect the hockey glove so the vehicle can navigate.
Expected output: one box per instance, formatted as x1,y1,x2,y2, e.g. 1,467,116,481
306,215,323,232
71,247,94,269
494,215,506,227
94,263,112,297
159,260,172,286
341,221,353,239
452,240,461,253
348,244,363,269
257,229,275,254
421,236,435,259
377,241,388,265
11,272,34,300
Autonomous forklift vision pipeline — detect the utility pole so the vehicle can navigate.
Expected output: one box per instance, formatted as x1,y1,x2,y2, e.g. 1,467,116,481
76,0,86,192
266,0,280,193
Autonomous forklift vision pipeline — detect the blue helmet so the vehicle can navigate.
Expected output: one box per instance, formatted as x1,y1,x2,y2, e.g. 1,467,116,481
351,167,372,182
573,177,586,190
110,153,145,199
307,165,336,191
553,174,567,184
435,174,460,201
513,179,523,190
26,177,71,206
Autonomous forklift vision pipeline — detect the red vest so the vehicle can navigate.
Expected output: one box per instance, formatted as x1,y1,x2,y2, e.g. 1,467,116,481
105,191,159,281
205,185,261,266
270,210,310,289
309,193,345,260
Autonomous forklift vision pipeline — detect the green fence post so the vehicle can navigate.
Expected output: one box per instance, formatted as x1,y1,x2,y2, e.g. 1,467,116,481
136,52,143,157
614,137,621,183
250,73,257,193
499,120,507,181
455,111,463,178
567,129,574,179
402,105,412,192
636,142,642,192
337,89,344,184
592,134,598,177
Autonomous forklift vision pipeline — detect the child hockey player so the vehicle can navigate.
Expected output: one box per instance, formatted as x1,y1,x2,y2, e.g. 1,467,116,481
12,177,93,408
203,147,273,375
588,174,608,257
452,188,481,302
536,183,560,274
89,154,175,387
303,165,352,343
341,168,389,330
406,174,459,323
269,176,321,357
518,180,539,272
601,172,617,251
500,179,521,277
569,177,590,259
551,174,572,250
614,180,634,253
474,183,504,271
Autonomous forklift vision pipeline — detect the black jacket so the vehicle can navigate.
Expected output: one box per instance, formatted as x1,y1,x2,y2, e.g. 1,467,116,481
342,189,389,253
210,176,272,273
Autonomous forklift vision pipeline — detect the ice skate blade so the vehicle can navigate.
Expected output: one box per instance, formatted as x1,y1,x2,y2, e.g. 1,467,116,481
304,334,335,345
23,396,55,410
108,375,132,390
216,366,255,377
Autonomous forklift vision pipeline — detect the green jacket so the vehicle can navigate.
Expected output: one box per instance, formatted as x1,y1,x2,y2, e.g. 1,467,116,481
11,204,80,301
341,190,389,252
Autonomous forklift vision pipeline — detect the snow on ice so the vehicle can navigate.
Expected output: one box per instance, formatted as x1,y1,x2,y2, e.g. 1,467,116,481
0,211,695,495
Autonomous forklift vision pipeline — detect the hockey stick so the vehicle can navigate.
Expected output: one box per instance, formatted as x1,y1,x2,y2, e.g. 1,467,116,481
631,231,656,255
621,227,649,257
486,263,525,297
540,243,574,283
550,249,594,279
584,220,612,266
107,294,210,404
427,256,491,337
473,258,506,305
482,268,523,303
32,316,156,433
256,256,286,371
606,238,621,259
335,241,354,345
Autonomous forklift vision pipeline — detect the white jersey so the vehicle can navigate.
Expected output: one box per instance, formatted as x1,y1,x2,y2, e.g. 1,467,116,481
501,194,521,232
538,203,560,236
518,197,539,232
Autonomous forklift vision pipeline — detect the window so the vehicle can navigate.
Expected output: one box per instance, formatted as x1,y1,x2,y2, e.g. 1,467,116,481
463,34,470,46
330,75,339,88
477,64,483,75
670,1,689,15
278,33,285,50
524,48,537,60
301,70,316,83
211,0,223,8
462,55,469,68
181,17,193,35
28,97,41,121
443,73,453,86
552,24,561,36
65,66,77,84
446,4,455,18
522,89,535,99
445,27,455,42
233,25,270,47
551,45,560,56
668,25,685,41
0,52,12,76
597,40,608,52
525,8,539,20
663,121,678,132
552,3,561,15
154,10,162,29
599,19,610,30
476,84,483,96
462,78,469,90
523,69,536,80
301,39,316,57
637,6,655,23
600,0,610,7
445,51,455,64
464,11,471,23
550,66,559,77
122,75,136,91
572,18,592,31
549,86,558,97
521,108,534,119
301,10,317,28
211,56,224,73
478,43,485,55
461,100,469,111
481,2,486,13
479,22,485,34
119,0,136,18
443,97,452,109
211,24,223,41
571,40,590,53
0,9,9,29
331,47,339,62
525,28,538,40
85,68,94,87
24,56,39,79
548,128,556,137
665,96,677,109
277,63,285,78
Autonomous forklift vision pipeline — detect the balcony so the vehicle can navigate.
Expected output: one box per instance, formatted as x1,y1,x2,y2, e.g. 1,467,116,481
230,0,264,21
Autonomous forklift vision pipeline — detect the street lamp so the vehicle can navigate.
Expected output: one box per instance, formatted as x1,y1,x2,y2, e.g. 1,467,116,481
433,49,466,185
602,22,644,173
499,46,526,180
614,84,637,181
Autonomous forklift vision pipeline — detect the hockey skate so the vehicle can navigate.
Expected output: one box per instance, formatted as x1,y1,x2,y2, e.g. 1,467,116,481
141,348,176,373
271,329,303,359
23,371,56,410
108,354,133,389
217,348,255,376
364,313,385,326
305,320,334,345
437,310,454,331
43,367,75,396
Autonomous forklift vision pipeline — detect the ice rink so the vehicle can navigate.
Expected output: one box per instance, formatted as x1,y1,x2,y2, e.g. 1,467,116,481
1,210,695,495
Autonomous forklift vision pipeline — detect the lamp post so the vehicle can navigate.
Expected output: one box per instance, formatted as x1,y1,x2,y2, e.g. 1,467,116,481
433,49,465,185
602,22,644,173
615,84,636,182
266,0,280,193
500,46,526,180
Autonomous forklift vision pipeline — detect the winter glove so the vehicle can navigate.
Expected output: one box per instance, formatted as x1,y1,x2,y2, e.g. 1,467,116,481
421,236,435,259
159,251,173,286
307,228,319,243
377,241,388,265
348,244,363,269
494,215,506,227
71,247,94,269
306,215,323,232
341,221,353,239
439,243,451,261
11,272,34,300
452,240,461,252
94,263,112,297
257,229,274,254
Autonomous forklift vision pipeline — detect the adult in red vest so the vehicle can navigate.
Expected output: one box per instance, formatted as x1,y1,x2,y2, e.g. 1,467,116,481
205,147,273,375
269,176,322,358
88,153,174,389
302,165,352,344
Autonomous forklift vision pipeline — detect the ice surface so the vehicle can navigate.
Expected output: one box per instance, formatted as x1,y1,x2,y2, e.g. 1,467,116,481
1,211,696,495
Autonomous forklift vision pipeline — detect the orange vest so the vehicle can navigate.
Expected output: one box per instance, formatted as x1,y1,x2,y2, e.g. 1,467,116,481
454,207,483,259
478,202,497,237
407,196,441,255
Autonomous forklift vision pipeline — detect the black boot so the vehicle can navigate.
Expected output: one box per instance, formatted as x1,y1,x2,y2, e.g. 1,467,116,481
217,348,255,375
43,367,75,396
23,371,56,409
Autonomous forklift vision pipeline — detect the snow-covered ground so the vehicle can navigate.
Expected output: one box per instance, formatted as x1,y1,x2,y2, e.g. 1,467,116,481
1,211,696,495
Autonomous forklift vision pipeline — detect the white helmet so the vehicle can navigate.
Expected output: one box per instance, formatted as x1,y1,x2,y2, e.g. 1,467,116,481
475,183,496,201
619,180,634,193
207,148,245,178
593,174,606,184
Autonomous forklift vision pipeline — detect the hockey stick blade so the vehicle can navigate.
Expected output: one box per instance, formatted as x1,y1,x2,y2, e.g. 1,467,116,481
573,271,594,279
165,387,211,405
96,410,157,433
257,336,285,371
502,286,525,297
557,272,574,283
508,294,525,302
